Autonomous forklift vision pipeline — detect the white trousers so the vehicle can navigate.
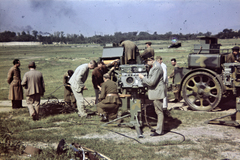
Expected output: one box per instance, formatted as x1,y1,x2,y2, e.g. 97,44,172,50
71,87,87,116
163,83,168,109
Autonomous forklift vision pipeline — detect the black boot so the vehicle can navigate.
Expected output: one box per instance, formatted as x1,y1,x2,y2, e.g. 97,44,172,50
101,114,108,122
72,102,77,108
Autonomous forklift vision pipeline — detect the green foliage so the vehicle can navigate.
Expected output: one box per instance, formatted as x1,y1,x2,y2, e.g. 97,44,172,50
1,28,240,44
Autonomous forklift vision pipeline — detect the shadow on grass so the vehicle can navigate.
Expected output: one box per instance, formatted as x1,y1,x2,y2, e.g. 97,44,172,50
143,104,182,131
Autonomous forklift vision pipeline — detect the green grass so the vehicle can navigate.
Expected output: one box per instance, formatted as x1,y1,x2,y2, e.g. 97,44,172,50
1,106,239,160
1,39,240,159
1,39,239,100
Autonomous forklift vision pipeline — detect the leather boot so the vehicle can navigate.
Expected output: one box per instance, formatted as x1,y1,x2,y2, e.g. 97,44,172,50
101,114,108,122
72,102,77,108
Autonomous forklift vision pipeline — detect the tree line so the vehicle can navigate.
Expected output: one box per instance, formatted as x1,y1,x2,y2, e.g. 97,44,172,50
0,28,239,44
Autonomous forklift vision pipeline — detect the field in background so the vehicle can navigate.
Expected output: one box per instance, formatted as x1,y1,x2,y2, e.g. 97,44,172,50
0,39,239,100
1,38,240,159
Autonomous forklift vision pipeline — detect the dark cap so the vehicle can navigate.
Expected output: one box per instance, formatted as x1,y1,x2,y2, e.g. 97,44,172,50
147,56,154,61
145,42,152,45
232,46,240,51
28,61,36,68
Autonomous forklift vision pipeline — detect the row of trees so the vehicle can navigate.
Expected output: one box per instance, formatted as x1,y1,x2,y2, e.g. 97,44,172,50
0,28,239,44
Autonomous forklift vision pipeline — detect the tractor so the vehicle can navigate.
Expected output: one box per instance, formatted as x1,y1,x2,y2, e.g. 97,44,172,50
173,36,240,126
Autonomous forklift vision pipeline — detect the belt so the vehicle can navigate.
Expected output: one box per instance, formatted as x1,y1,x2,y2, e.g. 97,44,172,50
107,93,119,97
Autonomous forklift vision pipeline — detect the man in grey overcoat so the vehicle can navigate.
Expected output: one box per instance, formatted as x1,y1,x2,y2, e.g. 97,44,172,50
21,62,45,120
139,57,166,136
156,56,168,109
69,60,97,117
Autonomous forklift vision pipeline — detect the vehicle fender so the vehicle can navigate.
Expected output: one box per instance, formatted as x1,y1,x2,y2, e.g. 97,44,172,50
179,68,225,93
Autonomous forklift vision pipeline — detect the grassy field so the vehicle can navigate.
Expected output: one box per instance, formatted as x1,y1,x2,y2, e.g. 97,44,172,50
1,39,240,159
0,39,195,100
1,39,239,100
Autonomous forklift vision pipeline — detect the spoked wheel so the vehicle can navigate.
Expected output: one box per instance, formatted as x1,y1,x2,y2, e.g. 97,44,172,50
182,71,222,111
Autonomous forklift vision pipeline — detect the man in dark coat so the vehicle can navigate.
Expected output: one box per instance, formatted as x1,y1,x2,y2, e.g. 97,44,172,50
92,61,117,104
96,73,121,122
226,46,240,63
92,61,109,104
7,59,23,109
139,57,166,136
120,40,139,64
140,42,155,59
168,58,180,102
63,70,76,108
21,62,45,120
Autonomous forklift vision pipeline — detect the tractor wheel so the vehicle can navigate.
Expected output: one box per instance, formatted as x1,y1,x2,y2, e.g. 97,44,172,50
181,71,222,111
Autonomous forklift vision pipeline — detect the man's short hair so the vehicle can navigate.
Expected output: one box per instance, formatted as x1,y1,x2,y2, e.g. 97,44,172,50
89,60,97,68
97,61,104,65
13,59,19,65
103,73,110,79
68,70,74,77
156,56,162,60
119,40,125,44
28,61,36,68
171,58,176,62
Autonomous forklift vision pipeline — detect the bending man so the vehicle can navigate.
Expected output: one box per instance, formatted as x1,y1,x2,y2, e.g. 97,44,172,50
69,60,97,118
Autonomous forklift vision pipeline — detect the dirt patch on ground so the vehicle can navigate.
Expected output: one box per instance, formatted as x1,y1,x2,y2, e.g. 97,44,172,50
1,98,240,159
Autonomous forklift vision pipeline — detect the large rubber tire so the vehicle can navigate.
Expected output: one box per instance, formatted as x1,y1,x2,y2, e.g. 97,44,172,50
182,71,222,111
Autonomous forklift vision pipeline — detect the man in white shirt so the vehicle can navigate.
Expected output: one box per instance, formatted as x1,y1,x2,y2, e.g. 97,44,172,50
69,60,97,117
156,56,168,109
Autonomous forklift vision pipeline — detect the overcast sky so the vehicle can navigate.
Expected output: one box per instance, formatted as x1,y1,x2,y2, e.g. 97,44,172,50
0,0,239,37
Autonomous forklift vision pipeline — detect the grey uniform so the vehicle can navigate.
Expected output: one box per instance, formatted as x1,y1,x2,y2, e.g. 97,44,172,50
142,61,166,134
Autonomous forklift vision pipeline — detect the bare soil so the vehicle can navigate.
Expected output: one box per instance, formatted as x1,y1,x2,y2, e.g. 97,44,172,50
1,98,240,160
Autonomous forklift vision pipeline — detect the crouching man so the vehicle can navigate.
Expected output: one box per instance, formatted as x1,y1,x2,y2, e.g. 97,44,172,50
97,73,121,122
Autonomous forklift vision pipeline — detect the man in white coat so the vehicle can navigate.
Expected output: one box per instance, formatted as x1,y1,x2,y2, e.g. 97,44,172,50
156,56,168,109
69,60,97,117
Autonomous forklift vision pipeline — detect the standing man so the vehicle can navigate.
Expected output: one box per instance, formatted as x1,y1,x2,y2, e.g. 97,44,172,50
69,60,97,117
63,70,76,108
21,62,45,120
168,58,180,102
120,40,139,64
139,57,166,136
7,59,23,109
226,46,240,63
96,73,121,122
156,56,168,109
140,42,155,59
